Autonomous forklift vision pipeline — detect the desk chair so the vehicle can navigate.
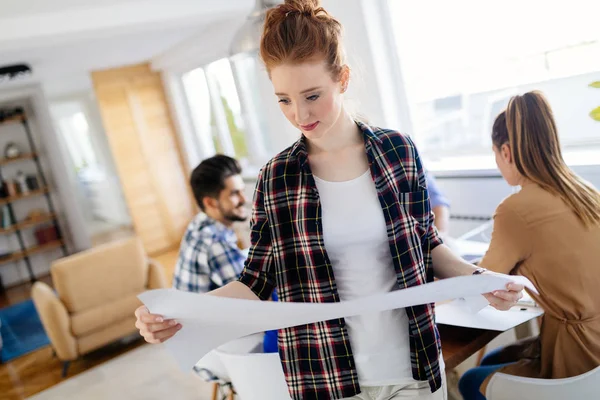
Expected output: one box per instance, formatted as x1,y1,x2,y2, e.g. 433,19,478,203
194,334,263,400
486,366,600,400
216,350,291,400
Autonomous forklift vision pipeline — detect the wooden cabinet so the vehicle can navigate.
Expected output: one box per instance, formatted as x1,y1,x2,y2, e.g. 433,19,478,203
91,64,194,255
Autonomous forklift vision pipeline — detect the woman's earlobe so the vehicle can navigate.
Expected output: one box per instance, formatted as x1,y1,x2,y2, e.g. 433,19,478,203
340,66,350,93
502,144,512,163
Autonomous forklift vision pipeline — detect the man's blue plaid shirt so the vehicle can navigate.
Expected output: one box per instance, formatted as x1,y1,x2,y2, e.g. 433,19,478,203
173,213,246,293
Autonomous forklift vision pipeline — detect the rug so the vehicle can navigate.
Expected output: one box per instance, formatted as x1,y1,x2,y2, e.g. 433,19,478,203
0,299,50,362
28,345,215,400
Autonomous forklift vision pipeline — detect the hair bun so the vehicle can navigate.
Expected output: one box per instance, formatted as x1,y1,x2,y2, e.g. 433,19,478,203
261,0,344,76
283,0,322,15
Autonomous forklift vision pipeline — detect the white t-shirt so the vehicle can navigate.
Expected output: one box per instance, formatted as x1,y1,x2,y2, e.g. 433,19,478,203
313,170,416,386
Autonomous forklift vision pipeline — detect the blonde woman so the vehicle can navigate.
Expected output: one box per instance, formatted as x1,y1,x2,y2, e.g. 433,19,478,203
459,91,600,399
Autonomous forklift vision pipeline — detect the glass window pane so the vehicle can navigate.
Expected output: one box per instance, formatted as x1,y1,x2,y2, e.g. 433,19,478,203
182,68,223,154
388,0,600,159
206,59,250,161
231,54,271,157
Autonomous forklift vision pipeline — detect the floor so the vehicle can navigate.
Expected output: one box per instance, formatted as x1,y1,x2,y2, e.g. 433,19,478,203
0,248,180,400
0,275,52,309
28,344,216,400
0,335,146,400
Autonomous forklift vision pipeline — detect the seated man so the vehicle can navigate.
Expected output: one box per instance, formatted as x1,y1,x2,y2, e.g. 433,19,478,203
173,155,248,293
172,154,278,355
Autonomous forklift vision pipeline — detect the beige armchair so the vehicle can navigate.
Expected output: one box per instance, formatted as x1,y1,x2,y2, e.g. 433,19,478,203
32,237,167,376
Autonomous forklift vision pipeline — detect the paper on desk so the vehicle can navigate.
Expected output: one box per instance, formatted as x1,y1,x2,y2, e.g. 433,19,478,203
436,301,544,331
138,274,537,372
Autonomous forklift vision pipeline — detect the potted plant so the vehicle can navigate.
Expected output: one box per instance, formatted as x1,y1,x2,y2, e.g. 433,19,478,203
591,81,600,122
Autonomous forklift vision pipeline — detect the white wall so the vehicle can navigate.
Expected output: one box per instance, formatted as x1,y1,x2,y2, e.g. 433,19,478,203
323,0,401,129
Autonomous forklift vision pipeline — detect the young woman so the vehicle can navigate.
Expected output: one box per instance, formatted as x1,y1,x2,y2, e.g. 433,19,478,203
459,91,600,399
135,1,523,399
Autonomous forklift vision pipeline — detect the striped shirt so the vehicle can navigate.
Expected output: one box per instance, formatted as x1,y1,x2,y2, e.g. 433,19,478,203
239,121,444,400
173,213,245,293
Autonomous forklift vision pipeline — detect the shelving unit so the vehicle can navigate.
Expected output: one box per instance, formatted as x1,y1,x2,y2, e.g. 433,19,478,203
0,187,49,207
0,109,67,283
0,152,38,166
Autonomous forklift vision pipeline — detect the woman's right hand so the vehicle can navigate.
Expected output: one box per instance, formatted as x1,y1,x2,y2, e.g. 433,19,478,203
134,305,182,344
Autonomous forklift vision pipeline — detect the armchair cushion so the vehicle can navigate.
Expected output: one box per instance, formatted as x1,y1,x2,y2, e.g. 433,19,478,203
77,316,139,355
51,237,147,313
70,293,142,337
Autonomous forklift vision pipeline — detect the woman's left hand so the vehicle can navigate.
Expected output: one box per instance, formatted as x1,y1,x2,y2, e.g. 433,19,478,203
483,282,525,311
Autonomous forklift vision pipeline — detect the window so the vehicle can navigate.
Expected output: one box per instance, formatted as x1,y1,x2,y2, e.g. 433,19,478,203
181,56,269,170
388,0,600,165
53,105,97,172
50,99,133,236
182,68,224,154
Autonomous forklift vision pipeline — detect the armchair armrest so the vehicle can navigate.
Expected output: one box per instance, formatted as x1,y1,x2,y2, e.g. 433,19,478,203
147,258,168,289
31,281,78,361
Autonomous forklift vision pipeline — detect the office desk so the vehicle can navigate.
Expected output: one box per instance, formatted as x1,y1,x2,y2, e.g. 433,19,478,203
440,324,501,369
438,301,544,369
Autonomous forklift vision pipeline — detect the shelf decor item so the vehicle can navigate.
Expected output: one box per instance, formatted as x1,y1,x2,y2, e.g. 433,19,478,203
34,225,58,245
1,205,12,229
0,106,67,283
26,174,40,191
5,180,17,197
0,181,7,199
4,142,21,159
15,171,29,195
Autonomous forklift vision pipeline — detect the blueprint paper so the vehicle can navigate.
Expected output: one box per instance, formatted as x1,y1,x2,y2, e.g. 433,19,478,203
138,274,536,371
458,274,538,313
436,301,544,331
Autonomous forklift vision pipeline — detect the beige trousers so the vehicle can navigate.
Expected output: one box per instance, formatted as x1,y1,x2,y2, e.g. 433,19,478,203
341,374,447,400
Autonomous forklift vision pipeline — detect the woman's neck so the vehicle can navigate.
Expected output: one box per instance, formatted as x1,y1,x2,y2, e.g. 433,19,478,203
306,111,362,154
517,175,534,187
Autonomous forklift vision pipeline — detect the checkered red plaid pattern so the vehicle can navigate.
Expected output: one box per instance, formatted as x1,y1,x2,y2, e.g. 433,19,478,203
239,122,444,400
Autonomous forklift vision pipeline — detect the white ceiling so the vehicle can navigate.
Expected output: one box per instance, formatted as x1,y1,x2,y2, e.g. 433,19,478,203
0,0,147,18
0,0,254,94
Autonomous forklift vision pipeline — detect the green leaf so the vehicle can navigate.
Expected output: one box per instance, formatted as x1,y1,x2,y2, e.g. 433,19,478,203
591,107,600,122
590,81,600,88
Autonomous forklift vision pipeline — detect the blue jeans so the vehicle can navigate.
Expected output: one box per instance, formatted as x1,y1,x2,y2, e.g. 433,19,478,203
458,347,516,400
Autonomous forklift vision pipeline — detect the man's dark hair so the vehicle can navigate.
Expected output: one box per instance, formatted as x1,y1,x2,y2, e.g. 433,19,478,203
190,155,242,210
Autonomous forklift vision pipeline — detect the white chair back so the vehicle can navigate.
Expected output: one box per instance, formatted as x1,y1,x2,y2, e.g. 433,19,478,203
216,350,291,400
194,333,263,383
486,365,600,400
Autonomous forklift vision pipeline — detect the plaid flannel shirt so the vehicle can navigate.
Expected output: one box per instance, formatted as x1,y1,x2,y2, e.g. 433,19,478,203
239,122,444,400
173,213,245,293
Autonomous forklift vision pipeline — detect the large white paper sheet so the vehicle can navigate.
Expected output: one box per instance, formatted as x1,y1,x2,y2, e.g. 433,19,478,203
458,274,538,313
436,300,544,331
138,274,536,371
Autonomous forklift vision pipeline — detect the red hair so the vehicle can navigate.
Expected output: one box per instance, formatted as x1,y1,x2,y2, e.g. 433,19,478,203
260,0,345,79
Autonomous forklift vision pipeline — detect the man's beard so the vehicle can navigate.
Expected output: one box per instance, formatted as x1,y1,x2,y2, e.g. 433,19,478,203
220,204,248,223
